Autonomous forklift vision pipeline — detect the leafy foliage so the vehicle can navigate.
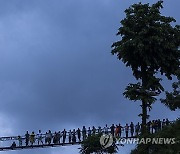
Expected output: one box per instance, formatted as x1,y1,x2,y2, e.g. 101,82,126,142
79,134,118,154
112,1,180,81
131,119,180,154
161,71,180,111
123,81,161,112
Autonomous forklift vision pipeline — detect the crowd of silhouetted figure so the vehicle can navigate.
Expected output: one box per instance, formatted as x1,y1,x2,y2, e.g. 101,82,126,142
9,118,170,148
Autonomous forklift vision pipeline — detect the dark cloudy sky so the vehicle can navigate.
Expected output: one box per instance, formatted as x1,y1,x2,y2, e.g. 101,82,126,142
0,0,179,153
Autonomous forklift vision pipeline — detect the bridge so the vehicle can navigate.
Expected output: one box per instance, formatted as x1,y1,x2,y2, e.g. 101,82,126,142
0,119,170,152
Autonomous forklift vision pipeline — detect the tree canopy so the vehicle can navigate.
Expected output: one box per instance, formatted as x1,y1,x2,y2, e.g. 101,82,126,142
112,1,180,80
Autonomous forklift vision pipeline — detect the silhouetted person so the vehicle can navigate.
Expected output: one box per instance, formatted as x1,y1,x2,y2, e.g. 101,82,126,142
47,130,52,144
82,126,86,140
62,129,66,144
119,124,122,137
155,120,158,133
125,124,129,138
104,124,108,134
115,125,119,137
30,131,35,145
130,122,134,137
57,131,61,144
25,131,29,146
72,129,76,144
53,132,58,144
69,130,72,143
45,132,48,144
88,127,91,137
147,121,151,133
18,136,22,146
166,118,170,126
135,122,140,136
77,128,81,141
151,120,156,133
37,130,43,145
110,124,115,137
98,126,102,134
11,142,16,148
92,126,96,135
157,119,161,131
162,119,166,128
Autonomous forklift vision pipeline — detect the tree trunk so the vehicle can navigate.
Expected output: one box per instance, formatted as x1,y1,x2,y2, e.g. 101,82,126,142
141,100,147,134
141,65,148,135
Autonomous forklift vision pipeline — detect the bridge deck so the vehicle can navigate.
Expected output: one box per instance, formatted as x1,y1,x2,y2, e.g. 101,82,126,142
0,142,81,151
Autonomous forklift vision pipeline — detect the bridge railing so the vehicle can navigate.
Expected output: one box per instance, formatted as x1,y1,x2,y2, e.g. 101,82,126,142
0,119,172,151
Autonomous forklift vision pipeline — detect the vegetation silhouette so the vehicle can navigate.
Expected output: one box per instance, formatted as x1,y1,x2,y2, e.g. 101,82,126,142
111,0,180,135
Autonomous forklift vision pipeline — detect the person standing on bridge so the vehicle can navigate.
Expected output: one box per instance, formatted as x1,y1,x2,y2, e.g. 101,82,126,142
155,120,158,133
25,131,29,146
98,126,102,134
125,124,129,138
69,130,72,143
135,122,140,136
17,136,22,146
104,124,108,134
72,129,76,144
37,130,43,145
57,131,61,144
62,129,67,144
147,121,151,133
118,124,122,137
110,124,115,137
53,132,58,144
30,132,35,145
11,142,16,148
157,119,161,131
162,119,166,129
166,118,170,126
45,132,48,144
151,120,156,133
92,126,96,135
77,128,81,142
115,125,120,137
88,127,91,137
82,126,87,141
47,130,52,144
130,122,134,137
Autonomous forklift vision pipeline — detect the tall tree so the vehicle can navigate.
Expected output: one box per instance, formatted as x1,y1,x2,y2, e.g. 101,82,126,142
111,1,180,134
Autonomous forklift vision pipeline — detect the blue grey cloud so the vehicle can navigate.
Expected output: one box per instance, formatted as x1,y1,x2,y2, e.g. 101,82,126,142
0,0,179,153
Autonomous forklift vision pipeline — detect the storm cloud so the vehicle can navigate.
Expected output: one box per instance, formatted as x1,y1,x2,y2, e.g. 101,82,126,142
0,0,179,153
